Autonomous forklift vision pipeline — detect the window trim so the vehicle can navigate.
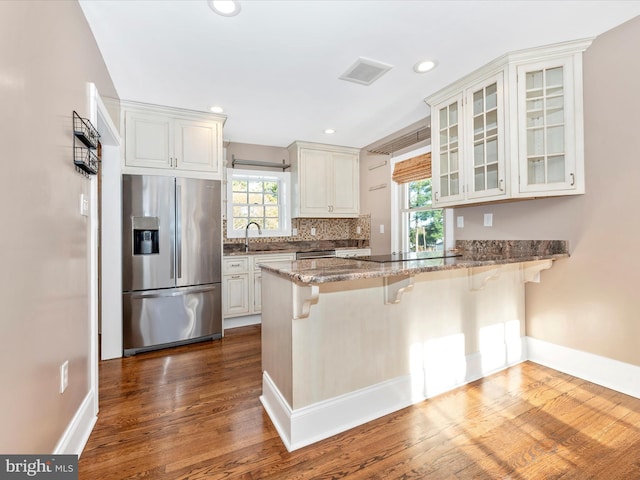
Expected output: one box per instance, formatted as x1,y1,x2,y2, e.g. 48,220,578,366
226,168,292,239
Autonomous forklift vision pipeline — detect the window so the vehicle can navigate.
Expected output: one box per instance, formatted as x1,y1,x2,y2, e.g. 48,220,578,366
400,179,444,252
391,148,446,253
226,168,291,238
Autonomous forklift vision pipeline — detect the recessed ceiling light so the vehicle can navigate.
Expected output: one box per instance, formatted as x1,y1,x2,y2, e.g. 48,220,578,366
324,129,336,135
210,106,224,114
208,0,241,17
413,60,436,73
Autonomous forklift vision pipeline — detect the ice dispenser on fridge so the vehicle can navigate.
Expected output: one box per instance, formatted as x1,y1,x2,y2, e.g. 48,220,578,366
132,217,159,255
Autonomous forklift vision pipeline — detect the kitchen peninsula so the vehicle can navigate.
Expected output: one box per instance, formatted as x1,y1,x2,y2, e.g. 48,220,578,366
258,241,568,451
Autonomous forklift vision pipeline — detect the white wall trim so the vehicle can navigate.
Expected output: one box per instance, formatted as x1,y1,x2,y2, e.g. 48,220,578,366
53,391,97,457
526,337,640,399
224,314,261,331
93,85,123,361
261,338,527,451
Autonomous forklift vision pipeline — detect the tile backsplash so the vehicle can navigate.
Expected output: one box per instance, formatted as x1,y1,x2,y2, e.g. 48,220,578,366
223,214,370,245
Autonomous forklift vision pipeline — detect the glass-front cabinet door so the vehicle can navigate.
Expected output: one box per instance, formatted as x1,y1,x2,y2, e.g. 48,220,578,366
431,93,464,206
517,57,579,194
466,74,506,200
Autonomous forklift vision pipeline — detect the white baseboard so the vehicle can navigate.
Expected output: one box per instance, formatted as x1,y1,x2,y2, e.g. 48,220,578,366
260,339,528,451
261,371,417,452
54,390,98,457
224,314,261,331
526,336,640,399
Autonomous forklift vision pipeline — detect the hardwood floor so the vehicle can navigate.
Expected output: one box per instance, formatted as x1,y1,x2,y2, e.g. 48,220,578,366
80,325,640,479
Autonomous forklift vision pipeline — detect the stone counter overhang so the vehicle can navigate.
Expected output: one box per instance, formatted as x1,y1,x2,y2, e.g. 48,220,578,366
258,251,569,285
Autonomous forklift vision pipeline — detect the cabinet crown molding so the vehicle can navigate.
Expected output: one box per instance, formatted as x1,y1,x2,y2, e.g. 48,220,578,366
425,37,593,107
287,140,360,155
120,99,227,124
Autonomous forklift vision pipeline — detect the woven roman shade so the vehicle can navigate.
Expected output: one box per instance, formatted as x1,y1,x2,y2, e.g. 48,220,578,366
391,153,432,184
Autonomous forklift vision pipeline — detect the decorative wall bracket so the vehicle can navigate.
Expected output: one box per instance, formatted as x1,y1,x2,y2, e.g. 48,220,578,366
521,259,553,283
384,275,414,304
293,284,320,319
469,266,501,291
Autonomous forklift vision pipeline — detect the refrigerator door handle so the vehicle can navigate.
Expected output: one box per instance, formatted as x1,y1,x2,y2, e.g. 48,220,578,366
176,182,182,279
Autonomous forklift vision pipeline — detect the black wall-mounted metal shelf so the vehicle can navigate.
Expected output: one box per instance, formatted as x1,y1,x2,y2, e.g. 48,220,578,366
73,110,100,176
231,155,290,171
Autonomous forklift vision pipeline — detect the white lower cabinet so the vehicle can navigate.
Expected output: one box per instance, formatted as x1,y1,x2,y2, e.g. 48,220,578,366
222,253,295,318
222,257,250,316
223,274,249,316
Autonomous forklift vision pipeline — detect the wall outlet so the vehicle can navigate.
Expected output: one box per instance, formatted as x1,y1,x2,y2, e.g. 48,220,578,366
60,360,69,394
379,224,385,234
356,226,362,235
292,227,298,236
310,227,316,236
457,216,464,228
484,213,493,227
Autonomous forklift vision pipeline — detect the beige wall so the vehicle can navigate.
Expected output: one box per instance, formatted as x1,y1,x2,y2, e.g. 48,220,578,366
0,0,118,452
359,150,392,254
455,16,640,366
359,118,430,255
225,142,289,169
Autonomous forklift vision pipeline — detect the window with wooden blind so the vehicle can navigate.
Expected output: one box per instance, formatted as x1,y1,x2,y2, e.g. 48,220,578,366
391,152,432,184
391,151,444,253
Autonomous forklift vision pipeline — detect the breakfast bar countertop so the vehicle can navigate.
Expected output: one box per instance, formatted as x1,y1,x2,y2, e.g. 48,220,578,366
257,240,570,284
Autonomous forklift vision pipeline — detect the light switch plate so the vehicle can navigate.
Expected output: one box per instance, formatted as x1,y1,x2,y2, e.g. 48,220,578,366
80,194,89,217
457,216,464,228
484,213,493,227
379,224,385,234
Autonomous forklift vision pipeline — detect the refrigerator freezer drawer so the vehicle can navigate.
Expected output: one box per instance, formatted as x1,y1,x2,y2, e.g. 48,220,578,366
123,284,222,356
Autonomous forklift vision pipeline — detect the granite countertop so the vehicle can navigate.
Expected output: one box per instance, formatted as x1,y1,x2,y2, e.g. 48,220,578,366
257,240,569,284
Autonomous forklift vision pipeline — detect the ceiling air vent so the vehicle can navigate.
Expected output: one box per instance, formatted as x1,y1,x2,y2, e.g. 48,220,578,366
339,57,393,86
367,125,431,155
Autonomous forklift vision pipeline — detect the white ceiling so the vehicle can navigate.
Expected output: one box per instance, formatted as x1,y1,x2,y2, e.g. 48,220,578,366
79,1,640,149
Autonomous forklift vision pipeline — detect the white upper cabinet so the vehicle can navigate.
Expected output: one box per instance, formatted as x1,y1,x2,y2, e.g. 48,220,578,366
122,101,225,179
288,141,360,218
466,74,506,200
432,93,465,206
515,55,583,195
431,73,507,207
426,39,590,208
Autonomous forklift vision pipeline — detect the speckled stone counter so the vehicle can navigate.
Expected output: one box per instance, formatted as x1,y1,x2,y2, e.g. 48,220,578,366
258,240,569,284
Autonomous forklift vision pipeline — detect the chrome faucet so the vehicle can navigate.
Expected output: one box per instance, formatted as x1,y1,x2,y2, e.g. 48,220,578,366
245,221,262,252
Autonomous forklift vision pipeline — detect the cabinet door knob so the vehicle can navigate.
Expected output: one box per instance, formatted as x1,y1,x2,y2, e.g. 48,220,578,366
499,179,504,191
570,173,575,186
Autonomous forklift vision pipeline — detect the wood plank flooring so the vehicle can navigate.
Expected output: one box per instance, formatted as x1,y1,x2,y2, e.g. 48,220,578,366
80,326,640,479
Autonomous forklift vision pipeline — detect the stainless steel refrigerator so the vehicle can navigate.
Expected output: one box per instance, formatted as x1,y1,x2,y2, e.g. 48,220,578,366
122,174,222,356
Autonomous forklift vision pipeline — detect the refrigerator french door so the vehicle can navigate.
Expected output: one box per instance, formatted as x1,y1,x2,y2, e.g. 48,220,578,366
122,174,222,356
